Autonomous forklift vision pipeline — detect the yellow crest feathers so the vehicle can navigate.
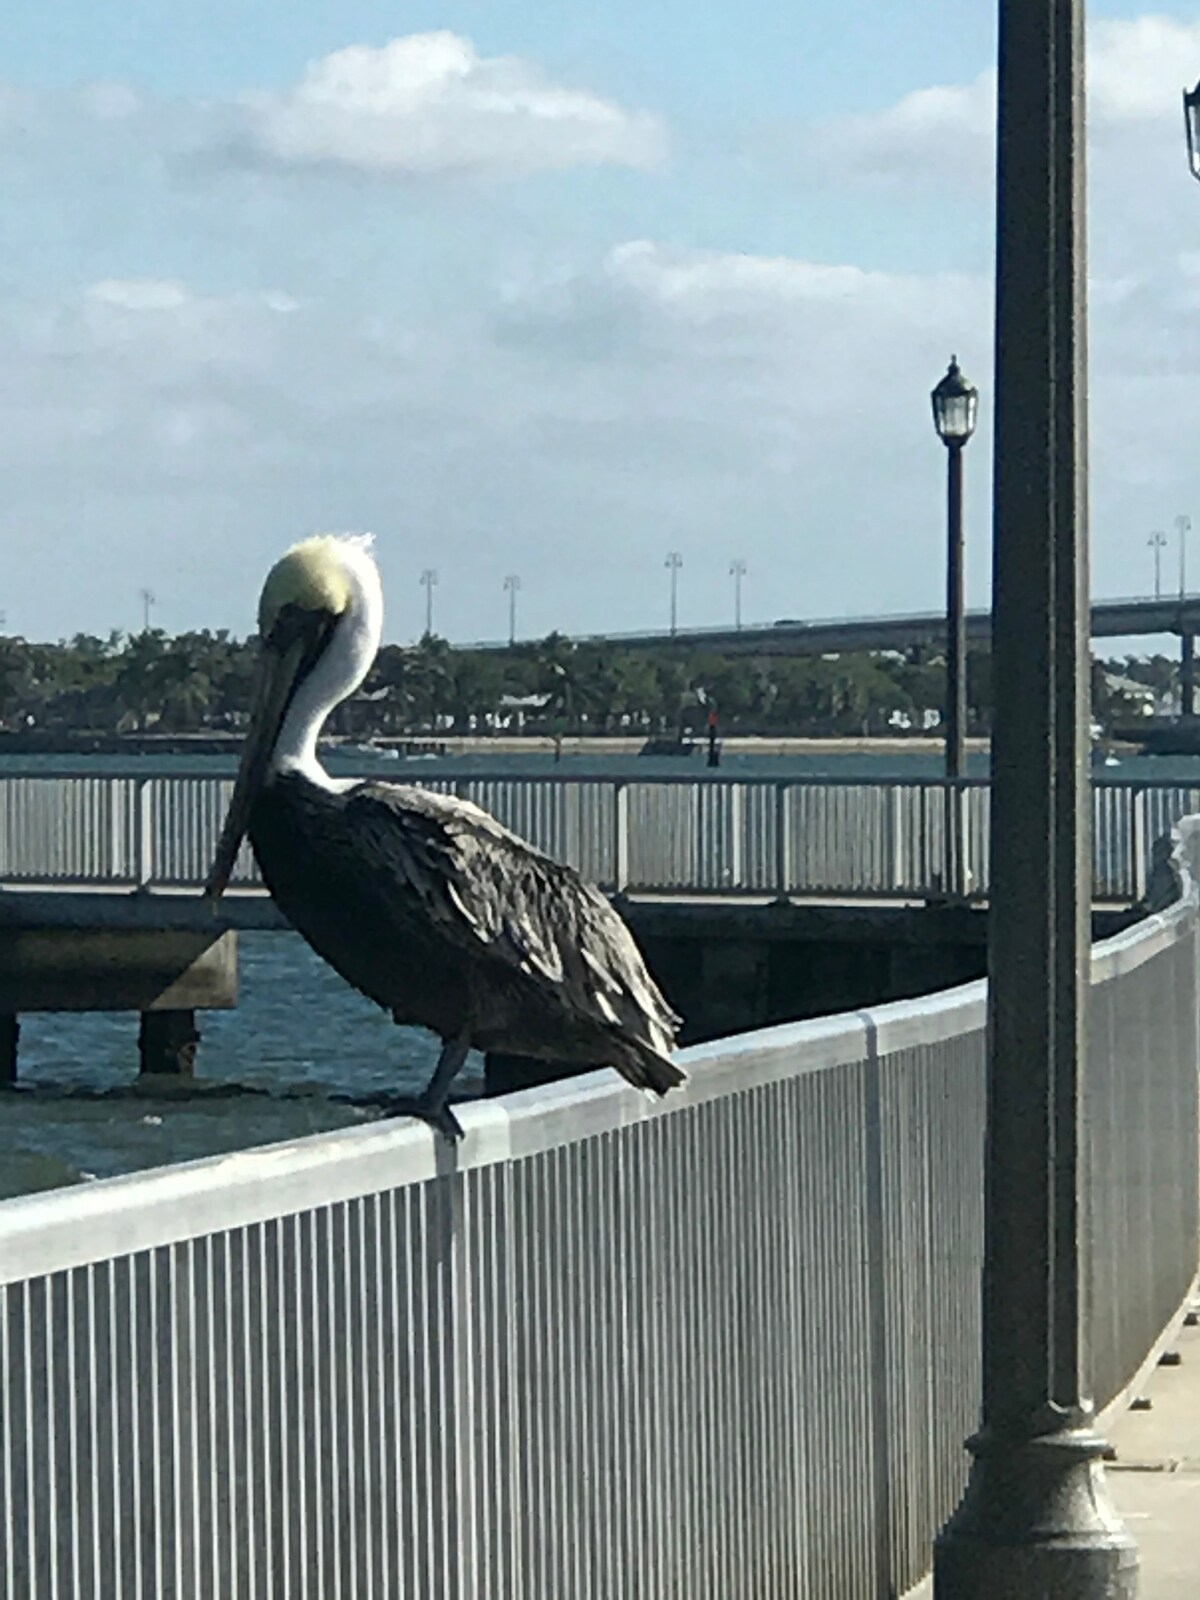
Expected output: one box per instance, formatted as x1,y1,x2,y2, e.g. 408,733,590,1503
258,534,374,634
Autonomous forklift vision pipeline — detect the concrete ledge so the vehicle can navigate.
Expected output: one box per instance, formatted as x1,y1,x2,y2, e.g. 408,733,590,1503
0,927,238,1011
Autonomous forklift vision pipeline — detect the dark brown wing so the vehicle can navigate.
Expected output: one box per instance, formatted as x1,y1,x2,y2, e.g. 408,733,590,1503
344,782,681,1057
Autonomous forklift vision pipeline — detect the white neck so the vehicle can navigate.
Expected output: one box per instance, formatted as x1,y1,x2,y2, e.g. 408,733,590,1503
272,543,383,788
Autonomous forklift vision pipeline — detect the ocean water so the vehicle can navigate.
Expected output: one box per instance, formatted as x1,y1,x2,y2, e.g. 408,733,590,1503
1,741,1196,1200
2,932,476,1199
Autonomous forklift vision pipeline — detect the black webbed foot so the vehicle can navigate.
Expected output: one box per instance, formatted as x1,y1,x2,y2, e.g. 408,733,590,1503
370,1092,464,1144
418,1097,465,1144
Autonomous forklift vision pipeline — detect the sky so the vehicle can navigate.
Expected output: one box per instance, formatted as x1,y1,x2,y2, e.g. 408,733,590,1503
2,3,1200,645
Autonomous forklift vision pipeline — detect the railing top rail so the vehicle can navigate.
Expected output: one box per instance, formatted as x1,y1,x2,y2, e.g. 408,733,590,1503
0,1008,867,1284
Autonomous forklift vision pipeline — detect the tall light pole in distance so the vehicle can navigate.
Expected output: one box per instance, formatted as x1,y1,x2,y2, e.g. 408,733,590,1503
729,559,748,630
419,568,438,638
1148,531,1167,599
139,589,157,632
664,551,683,636
1178,514,1191,598
930,355,979,780
503,574,521,646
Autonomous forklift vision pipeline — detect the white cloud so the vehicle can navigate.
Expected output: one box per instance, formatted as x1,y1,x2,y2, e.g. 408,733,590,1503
800,16,1200,188
1,215,1198,641
88,279,193,313
231,32,667,178
76,82,142,122
0,246,995,640
1089,16,1200,123
1,15,1198,641
86,279,299,317
806,75,994,188
603,240,980,319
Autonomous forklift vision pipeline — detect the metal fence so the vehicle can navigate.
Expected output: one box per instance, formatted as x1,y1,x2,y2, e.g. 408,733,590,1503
2,823,1197,1598
0,770,1195,903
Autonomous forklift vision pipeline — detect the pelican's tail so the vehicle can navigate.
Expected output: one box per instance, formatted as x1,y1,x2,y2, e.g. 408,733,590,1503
616,1046,686,1098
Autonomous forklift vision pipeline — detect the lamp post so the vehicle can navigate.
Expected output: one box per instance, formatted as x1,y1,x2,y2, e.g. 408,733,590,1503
729,559,748,630
1178,514,1191,598
504,574,521,646
1149,530,1167,599
1179,518,1195,716
419,568,438,638
933,0,1136,1591
931,356,979,781
665,551,683,635
1185,80,1200,180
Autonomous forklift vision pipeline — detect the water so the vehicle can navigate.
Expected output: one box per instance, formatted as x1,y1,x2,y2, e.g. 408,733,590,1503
2,740,1198,1201
2,932,478,1199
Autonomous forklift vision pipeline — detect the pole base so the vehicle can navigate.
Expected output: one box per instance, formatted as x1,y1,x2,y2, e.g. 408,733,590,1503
934,1424,1136,1599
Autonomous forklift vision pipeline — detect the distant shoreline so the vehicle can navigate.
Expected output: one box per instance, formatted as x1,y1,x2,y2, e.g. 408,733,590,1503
414,733,998,756
0,731,1155,759
0,729,1000,758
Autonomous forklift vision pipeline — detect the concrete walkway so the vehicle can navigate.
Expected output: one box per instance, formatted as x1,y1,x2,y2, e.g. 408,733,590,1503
1106,1308,1200,1595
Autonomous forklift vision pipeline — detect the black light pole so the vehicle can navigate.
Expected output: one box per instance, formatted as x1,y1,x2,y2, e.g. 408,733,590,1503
931,356,979,780
934,0,1136,1592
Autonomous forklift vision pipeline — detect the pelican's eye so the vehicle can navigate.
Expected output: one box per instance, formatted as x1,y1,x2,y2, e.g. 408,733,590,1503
264,602,340,679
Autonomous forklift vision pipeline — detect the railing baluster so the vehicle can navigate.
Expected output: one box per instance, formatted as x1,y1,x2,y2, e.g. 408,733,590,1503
773,782,790,902
612,782,629,895
137,779,154,891
1130,784,1146,905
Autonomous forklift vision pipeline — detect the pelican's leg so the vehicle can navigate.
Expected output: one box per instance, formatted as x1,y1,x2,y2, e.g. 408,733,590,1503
416,1028,472,1143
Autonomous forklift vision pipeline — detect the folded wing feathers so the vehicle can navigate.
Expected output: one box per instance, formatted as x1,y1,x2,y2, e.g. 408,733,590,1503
348,782,680,1053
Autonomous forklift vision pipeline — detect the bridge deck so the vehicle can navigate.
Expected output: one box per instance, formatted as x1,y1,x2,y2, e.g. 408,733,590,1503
1097,1311,1200,1599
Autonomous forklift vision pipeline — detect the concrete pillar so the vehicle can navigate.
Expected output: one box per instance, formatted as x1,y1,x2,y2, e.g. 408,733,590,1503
138,1010,199,1077
1182,633,1195,718
0,1015,17,1086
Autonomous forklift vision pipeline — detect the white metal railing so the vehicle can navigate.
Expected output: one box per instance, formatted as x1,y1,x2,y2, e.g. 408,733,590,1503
0,770,1193,903
1,820,1197,1598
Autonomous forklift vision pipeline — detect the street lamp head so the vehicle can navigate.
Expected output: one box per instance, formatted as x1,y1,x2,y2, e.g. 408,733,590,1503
931,355,979,447
1185,81,1200,181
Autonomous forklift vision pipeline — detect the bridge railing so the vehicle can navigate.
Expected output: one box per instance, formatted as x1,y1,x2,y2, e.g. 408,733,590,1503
2,821,1197,1598
0,770,1194,903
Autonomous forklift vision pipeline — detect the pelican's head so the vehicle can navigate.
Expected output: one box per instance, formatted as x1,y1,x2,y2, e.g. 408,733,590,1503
205,534,381,900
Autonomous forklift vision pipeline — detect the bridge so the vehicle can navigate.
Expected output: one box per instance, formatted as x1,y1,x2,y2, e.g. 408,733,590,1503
1,792,1197,1596
465,590,1200,659
463,592,1200,718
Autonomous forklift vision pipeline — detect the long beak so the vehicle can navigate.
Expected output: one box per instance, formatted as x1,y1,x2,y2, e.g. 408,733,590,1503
204,636,307,901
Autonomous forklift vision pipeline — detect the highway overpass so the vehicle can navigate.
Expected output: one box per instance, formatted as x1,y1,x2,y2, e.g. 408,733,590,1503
465,593,1200,659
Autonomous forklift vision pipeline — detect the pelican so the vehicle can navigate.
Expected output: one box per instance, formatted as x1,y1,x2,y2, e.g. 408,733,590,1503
205,534,685,1140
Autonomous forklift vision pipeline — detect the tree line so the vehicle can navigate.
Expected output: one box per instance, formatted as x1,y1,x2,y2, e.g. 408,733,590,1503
0,626,1175,740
